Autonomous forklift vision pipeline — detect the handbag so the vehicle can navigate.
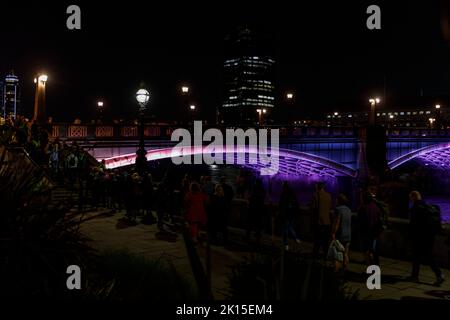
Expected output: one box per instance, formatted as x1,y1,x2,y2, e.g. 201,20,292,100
327,240,345,262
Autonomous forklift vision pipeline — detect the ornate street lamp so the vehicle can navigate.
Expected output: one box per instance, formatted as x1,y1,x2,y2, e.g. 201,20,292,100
135,87,150,175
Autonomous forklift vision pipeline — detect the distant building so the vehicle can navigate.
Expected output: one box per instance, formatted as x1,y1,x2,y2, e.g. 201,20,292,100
1,72,20,119
220,28,275,125
324,106,449,128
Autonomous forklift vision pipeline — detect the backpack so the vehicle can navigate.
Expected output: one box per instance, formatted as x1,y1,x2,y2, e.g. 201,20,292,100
68,155,76,167
373,198,389,228
425,204,442,235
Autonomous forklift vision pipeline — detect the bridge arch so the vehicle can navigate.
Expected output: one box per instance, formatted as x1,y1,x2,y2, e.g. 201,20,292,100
388,142,450,169
102,146,357,178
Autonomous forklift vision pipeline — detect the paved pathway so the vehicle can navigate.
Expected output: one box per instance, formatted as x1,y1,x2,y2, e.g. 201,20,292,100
78,210,197,294
196,228,450,300
79,211,450,300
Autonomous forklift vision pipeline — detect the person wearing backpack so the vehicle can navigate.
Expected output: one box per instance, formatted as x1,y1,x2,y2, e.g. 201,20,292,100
407,191,445,286
331,193,352,272
358,191,384,266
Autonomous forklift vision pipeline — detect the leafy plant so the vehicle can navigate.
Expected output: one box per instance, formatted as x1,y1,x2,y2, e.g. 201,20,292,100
226,253,359,301
0,146,92,298
84,250,197,300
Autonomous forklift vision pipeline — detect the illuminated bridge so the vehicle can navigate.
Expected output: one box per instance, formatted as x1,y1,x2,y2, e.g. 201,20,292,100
49,123,450,177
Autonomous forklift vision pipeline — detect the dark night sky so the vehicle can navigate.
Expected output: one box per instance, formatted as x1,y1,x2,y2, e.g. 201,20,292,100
1,0,450,122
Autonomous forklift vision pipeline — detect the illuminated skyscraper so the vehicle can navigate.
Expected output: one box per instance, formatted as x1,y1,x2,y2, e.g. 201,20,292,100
221,28,275,125
1,72,20,119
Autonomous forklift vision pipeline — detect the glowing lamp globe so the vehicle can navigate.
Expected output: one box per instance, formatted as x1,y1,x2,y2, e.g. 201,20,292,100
136,89,150,105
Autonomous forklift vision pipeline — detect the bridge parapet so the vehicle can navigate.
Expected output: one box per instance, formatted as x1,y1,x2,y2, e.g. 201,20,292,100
49,123,450,141
51,124,174,140
388,128,450,138
50,123,363,141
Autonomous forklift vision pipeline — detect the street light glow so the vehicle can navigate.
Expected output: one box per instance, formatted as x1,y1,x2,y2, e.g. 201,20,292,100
136,88,150,105
190,104,196,110
286,93,294,99
38,74,48,83
97,101,104,107
181,86,189,94
435,104,441,109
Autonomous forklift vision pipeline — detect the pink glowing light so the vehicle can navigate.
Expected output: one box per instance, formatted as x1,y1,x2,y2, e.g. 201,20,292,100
101,146,356,177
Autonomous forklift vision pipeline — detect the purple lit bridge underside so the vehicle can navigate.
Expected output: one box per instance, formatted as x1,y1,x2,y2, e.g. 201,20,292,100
102,146,357,178
101,143,450,177
388,142,450,170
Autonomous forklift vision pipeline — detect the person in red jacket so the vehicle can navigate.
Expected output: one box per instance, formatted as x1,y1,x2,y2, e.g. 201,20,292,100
184,182,208,243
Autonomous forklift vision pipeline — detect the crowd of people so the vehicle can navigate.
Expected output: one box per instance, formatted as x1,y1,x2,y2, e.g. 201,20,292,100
0,115,51,166
1,117,445,285
308,182,444,285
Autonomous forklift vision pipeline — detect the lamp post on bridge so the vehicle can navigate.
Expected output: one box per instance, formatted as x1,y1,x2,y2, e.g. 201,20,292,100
435,104,441,131
33,74,48,124
97,101,105,123
256,108,266,126
135,87,150,176
369,97,380,126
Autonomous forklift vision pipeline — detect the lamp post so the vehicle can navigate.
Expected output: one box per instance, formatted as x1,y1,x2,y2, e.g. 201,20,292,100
180,85,190,124
33,74,48,124
256,108,266,126
181,86,189,94
135,88,150,175
369,97,380,126
388,114,394,133
429,117,435,129
332,112,339,127
283,92,294,125
97,101,104,122
435,104,441,130
189,104,196,124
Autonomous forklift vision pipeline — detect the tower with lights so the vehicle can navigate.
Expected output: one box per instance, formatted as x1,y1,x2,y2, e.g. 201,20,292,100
1,71,20,119
221,28,276,125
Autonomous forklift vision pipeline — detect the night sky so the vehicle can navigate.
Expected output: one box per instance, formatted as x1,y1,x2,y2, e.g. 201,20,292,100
1,0,450,122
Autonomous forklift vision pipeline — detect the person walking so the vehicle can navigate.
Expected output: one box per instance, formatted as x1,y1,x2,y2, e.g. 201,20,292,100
209,184,228,245
331,193,352,272
246,179,266,244
279,181,301,251
184,182,208,244
49,140,60,176
220,176,234,244
407,191,445,286
311,182,333,257
358,191,384,266
140,173,154,223
155,179,169,230
66,149,79,187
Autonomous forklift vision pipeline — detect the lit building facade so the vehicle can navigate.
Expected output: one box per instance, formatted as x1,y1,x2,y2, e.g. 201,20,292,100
221,29,275,125
324,106,449,129
1,72,20,119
